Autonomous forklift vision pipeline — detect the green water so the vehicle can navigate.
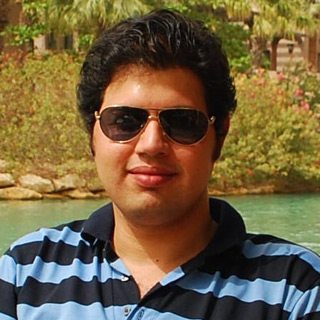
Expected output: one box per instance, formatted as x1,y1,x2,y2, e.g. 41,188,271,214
0,193,319,255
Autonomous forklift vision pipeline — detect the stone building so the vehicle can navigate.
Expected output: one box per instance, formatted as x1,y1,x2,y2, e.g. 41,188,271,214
267,35,320,72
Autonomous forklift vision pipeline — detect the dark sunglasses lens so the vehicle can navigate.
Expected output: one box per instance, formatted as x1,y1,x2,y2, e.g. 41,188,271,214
99,107,148,141
160,109,208,144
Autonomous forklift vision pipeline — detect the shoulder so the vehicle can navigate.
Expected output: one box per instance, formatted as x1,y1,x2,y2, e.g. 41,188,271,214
198,233,320,318
242,233,320,291
2,219,89,266
243,233,320,270
242,234,320,318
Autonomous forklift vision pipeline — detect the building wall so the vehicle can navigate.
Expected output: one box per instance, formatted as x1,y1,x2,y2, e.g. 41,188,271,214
267,33,319,72
276,38,304,71
307,34,320,71
0,0,10,52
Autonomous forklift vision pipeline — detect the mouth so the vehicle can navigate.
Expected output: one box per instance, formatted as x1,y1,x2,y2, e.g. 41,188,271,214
127,166,176,188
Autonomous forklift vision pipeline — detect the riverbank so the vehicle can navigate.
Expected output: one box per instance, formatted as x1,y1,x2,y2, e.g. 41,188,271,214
0,164,318,200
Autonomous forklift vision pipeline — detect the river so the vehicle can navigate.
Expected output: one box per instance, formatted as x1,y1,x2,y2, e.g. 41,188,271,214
0,193,319,255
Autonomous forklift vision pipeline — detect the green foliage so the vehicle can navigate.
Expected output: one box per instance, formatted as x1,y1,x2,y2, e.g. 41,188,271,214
0,53,92,177
213,68,320,190
162,0,209,18
77,33,95,52
214,21,251,73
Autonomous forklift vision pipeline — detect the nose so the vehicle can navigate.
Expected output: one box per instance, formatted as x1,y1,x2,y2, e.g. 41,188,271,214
134,116,169,157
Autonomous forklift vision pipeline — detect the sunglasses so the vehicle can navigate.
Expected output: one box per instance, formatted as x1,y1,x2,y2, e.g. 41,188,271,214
95,105,215,145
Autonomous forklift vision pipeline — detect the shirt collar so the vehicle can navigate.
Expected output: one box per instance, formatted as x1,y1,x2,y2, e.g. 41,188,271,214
207,197,246,255
81,202,114,245
81,198,246,255
180,198,247,272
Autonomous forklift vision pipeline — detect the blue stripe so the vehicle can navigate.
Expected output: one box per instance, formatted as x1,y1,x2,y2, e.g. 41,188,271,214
110,258,131,276
17,303,196,320
160,267,185,286
0,313,16,320
17,302,125,320
10,227,87,250
0,255,16,285
288,286,320,320
243,240,320,273
177,270,305,312
0,252,129,287
14,256,126,286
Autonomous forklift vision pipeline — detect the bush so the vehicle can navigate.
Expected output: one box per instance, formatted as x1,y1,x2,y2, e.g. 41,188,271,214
213,69,320,191
0,52,94,178
280,62,320,114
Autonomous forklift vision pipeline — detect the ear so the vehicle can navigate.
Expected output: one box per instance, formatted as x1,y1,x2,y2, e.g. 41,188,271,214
90,122,97,157
212,116,230,162
217,116,230,149
90,139,95,157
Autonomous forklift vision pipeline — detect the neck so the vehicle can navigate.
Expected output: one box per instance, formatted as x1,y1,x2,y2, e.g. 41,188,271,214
112,196,217,273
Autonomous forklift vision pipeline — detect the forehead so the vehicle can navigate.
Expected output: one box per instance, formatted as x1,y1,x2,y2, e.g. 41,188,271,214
101,65,208,112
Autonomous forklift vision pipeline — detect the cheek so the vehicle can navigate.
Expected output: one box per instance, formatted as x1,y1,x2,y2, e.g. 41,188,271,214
177,146,214,177
93,142,124,194
93,128,133,173
93,129,115,173
92,124,113,159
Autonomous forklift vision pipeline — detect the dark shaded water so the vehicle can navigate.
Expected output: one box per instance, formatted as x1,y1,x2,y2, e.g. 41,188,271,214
0,193,319,255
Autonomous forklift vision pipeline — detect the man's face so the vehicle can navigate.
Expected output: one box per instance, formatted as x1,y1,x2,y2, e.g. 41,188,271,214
93,66,219,228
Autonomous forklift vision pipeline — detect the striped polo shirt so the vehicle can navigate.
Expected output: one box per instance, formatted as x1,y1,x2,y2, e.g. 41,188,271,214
0,198,319,320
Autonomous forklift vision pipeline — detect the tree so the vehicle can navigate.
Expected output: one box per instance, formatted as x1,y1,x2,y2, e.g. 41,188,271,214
47,0,151,37
211,0,320,70
3,0,154,52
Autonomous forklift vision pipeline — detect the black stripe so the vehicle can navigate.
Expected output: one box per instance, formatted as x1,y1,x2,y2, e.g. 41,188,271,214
51,219,87,233
199,252,320,291
0,279,17,318
8,236,101,266
17,277,139,307
298,312,320,320
143,284,290,320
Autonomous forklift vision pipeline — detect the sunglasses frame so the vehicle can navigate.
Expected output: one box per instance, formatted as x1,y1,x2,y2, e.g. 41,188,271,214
95,105,216,145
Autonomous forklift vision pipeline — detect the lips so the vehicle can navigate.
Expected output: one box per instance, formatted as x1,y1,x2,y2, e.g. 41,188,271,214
128,166,176,187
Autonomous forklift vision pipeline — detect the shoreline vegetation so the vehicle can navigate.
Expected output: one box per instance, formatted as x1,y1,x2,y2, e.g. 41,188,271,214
0,53,319,200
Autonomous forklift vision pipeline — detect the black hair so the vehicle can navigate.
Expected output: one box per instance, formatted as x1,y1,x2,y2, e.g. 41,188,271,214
77,9,236,137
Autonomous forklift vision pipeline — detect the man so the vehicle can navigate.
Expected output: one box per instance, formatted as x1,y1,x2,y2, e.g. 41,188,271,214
0,9,319,320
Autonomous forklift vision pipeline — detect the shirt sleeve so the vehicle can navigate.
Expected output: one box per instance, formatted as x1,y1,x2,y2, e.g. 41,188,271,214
0,252,18,320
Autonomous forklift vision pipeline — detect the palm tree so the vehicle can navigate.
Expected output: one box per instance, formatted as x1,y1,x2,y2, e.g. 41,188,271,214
211,0,319,70
47,0,151,37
